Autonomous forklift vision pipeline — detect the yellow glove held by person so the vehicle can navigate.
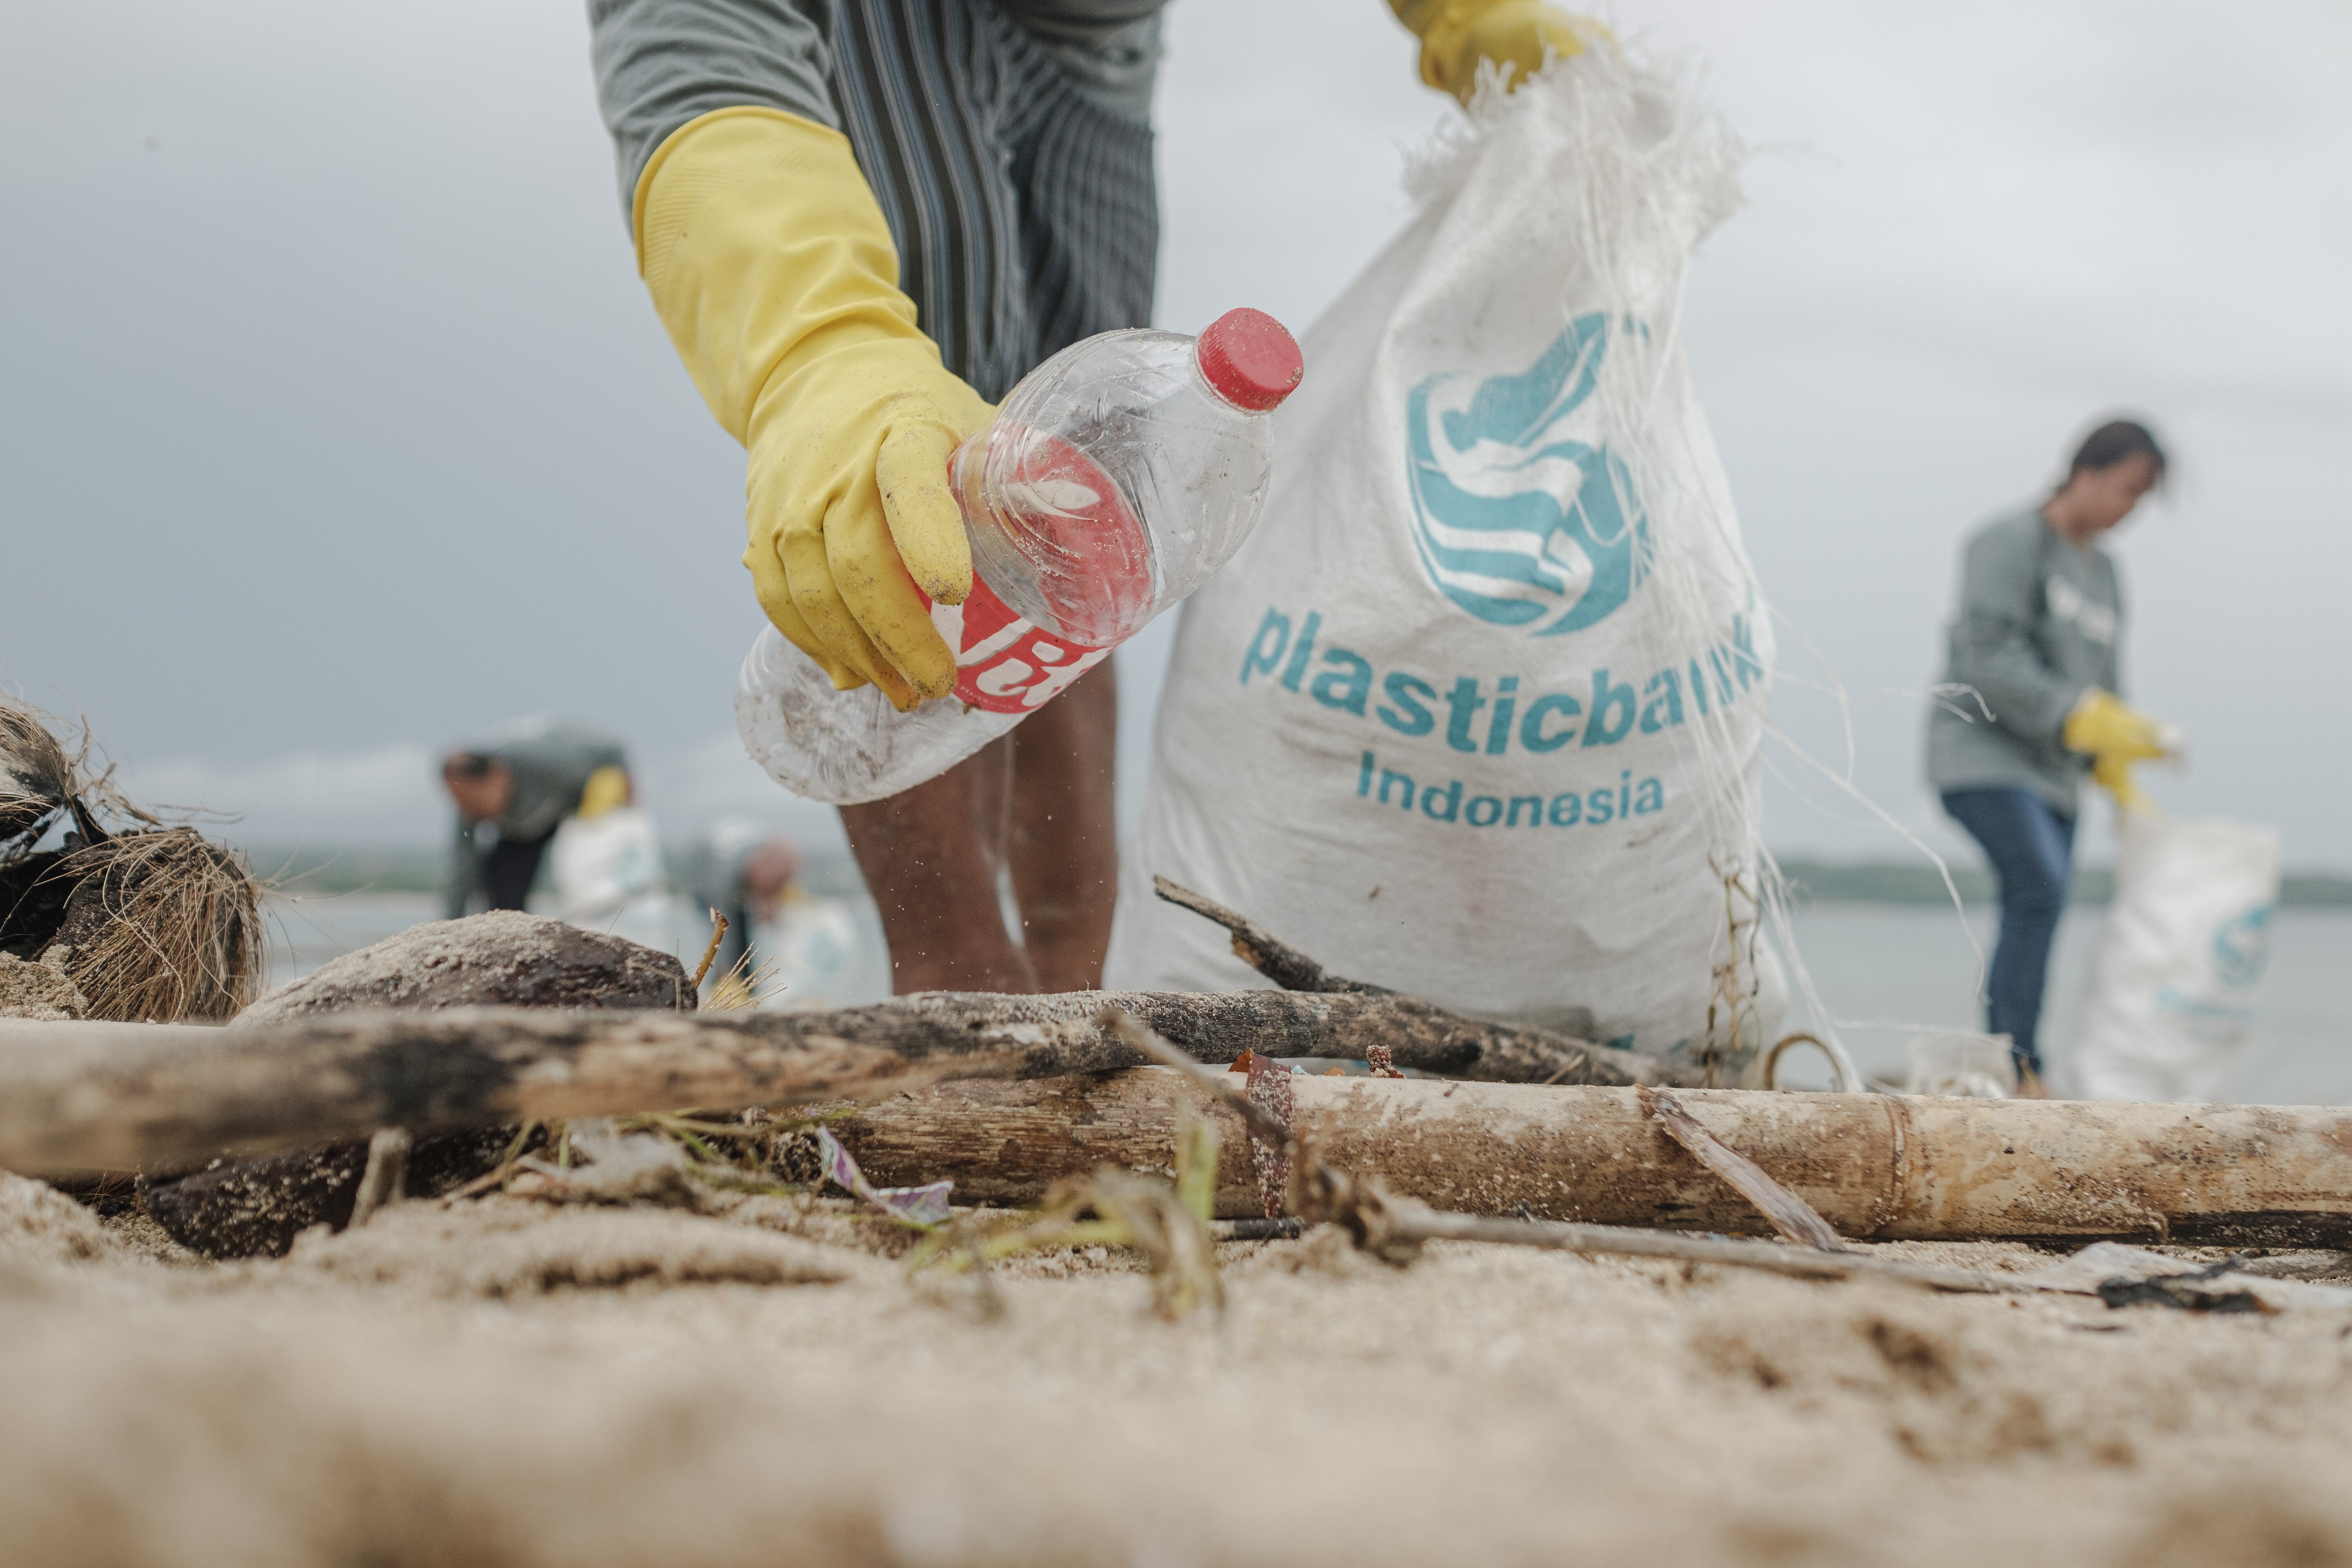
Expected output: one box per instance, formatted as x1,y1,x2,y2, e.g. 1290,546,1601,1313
2090,755,2154,817
2065,689,2170,815
634,107,992,710
2063,689,2168,764
1389,0,1607,102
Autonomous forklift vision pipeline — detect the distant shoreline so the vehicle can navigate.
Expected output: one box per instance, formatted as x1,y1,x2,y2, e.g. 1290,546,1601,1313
232,844,2352,909
1778,860,2352,909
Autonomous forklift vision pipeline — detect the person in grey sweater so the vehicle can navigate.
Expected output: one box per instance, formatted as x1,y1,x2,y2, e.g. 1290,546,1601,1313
1925,419,2177,1089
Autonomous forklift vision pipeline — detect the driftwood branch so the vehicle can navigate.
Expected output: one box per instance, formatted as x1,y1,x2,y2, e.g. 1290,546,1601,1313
1149,880,1640,1086
1639,1085,1846,1251
1152,877,1382,995
0,985,1636,1177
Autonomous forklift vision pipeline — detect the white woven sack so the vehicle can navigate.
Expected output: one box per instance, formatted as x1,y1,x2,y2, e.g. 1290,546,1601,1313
548,806,661,916
1105,46,1779,1074
2073,816,2279,1103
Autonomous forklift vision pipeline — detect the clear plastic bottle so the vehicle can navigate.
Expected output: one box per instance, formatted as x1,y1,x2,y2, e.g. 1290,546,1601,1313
737,307,1303,804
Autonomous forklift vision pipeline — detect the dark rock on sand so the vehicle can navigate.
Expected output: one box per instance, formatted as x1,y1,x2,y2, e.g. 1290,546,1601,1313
142,1126,535,1260
145,912,694,1258
235,909,696,1025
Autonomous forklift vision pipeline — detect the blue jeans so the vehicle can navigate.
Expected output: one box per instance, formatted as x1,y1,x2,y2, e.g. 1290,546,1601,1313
1941,788,2076,1080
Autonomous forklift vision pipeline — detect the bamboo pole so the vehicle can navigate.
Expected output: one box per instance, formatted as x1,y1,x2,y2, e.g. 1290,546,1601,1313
834,1072,2352,1247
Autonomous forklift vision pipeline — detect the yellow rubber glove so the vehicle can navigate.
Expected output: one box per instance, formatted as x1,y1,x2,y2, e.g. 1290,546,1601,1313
634,107,992,710
2063,689,2171,815
1389,0,1606,102
575,765,631,821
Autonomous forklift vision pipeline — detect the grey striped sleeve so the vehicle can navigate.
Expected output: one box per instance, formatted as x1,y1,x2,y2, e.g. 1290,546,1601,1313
588,0,842,222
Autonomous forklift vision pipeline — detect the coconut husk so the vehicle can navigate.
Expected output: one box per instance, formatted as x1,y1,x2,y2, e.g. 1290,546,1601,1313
47,829,262,1024
0,697,157,849
0,851,80,962
0,701,74,846
0,697,261,1024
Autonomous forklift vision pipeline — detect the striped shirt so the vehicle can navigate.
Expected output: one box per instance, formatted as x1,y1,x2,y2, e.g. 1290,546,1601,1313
590,0,1163,396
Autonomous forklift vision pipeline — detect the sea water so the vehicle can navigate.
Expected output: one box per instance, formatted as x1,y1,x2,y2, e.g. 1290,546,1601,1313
1777,904,2352,1104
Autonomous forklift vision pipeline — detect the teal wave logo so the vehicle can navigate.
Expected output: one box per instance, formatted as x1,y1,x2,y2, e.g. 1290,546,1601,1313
1405,314,1650,634
2211,904,2273,990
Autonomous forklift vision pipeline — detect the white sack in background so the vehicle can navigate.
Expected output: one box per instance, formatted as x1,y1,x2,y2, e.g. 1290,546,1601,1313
549,806,673,949
2073,817,2280,1103
1105,47,1779,1077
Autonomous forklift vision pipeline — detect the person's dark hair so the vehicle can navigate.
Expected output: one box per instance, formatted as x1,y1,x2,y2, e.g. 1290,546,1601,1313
446,752,494,779
2067,418,2167,486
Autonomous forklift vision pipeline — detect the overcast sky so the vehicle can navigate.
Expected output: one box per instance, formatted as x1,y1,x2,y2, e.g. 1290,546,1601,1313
4,1,2346,872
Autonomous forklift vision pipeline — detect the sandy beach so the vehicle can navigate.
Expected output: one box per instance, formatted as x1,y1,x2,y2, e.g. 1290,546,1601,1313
6,1171,2349,1568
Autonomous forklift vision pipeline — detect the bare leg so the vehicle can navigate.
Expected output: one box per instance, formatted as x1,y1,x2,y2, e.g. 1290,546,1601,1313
1007,658,1119,991
839,736,1036,994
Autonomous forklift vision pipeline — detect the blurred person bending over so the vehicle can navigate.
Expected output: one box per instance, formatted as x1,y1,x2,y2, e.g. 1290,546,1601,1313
588,0,1602,993
1925,419,2178,1091
684,820,804,995
442,720,633,916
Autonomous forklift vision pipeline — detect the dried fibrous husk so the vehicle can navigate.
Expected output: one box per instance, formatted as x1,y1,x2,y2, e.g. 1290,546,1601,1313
0,951,87,1021
0,696,158,846
0,699,76,846
0,697,260,1024
51,829,262,1023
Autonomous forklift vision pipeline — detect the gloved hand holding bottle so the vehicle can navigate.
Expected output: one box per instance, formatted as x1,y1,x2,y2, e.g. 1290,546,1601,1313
635,107,990,714
2064,688,2186,815
630,9,1608,719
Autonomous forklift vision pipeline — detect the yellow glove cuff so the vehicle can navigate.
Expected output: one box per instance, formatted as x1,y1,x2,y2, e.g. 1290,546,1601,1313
634,107,923,443
632,106,985,710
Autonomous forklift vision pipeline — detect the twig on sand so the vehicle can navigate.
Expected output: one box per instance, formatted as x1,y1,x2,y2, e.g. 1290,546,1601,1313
908,1108,1227,1320
1372,1203,2058,1295
1639,1084,1847,1252
347,1127,412,1228
1106,1011,1292,1147
688,910,728,993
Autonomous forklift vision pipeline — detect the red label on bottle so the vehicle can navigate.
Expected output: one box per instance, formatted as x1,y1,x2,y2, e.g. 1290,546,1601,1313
931,576,1113,715
979,432,1155,649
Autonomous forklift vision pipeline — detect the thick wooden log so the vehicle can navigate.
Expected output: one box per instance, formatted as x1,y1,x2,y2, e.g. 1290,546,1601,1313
0,987,1633,1177
0,1009,994,1176
835,1073,2352,1247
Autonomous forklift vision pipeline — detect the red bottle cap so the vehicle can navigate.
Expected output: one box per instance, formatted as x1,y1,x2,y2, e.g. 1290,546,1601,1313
1196,307,1304,413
